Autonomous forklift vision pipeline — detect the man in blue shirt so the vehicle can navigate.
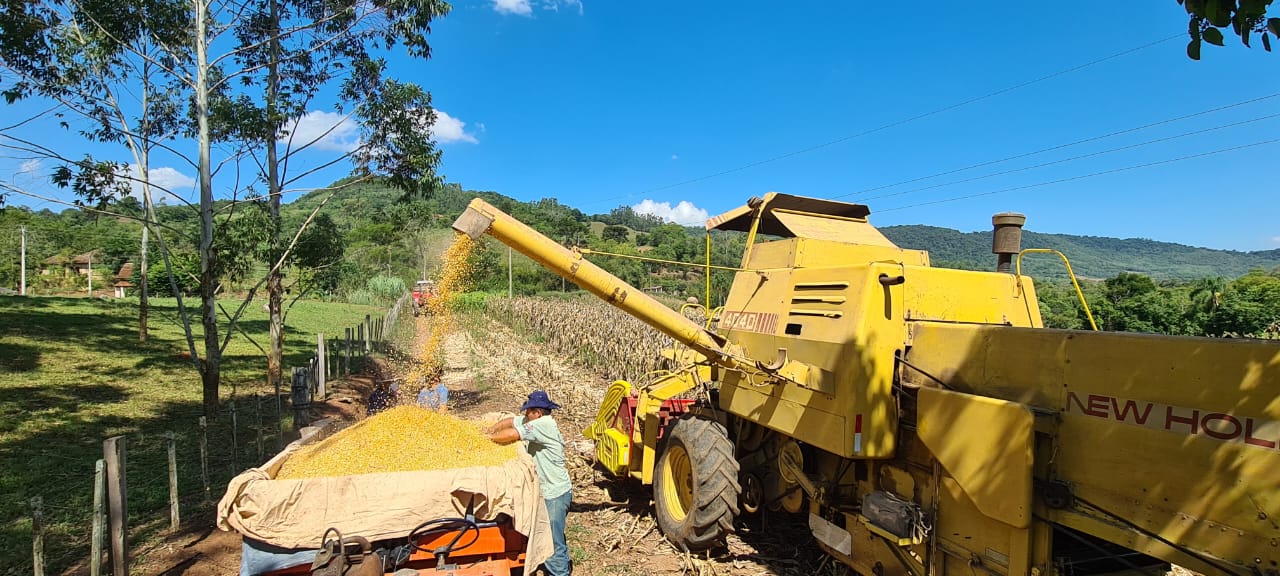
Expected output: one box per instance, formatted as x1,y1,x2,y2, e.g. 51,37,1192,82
416,381,449,411
487,390,572,576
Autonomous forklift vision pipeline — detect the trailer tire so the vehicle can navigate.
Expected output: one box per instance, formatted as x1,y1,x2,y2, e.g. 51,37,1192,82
654,416,741,551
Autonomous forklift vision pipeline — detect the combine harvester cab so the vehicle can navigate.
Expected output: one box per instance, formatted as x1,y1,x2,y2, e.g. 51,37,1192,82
454,193,1280,576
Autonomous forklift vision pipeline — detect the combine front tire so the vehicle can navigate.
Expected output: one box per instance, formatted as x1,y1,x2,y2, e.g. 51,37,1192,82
654,417,741,551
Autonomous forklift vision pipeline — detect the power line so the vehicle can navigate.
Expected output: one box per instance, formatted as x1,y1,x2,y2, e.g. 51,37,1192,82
857,112,1280,203
834,91,1280,200
876,137,1280,213
583,33,1182,209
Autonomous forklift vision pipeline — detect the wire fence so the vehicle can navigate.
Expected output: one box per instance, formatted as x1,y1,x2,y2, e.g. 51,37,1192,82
25,292,413,576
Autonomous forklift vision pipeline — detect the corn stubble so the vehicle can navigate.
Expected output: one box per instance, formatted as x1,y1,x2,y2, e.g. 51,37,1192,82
276,405,515,479
485,297,678,385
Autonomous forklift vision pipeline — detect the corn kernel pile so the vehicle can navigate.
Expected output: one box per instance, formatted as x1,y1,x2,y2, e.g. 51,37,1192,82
275,405,516,479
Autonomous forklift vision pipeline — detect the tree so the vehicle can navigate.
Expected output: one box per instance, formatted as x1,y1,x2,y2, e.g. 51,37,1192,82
1178,0,1278,59
207,0,449,402
1093,273,1188,334
602,224,630,243
3,0,450,416
0,0,194,343
1205,269,1280,336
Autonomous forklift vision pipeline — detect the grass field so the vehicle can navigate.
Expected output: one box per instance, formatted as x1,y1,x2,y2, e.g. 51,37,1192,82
0,295,385,576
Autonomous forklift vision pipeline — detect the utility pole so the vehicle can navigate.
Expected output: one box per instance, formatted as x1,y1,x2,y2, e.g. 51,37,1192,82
19,226,26,296
87,251,92,296
507,247,513,297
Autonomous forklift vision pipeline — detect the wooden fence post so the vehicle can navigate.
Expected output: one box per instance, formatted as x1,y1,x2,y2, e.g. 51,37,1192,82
198,417,210,504
274,377,283,451
229,399,239,472
92,460,105,576
307,359,317,406
254,393,264,462
291,367,310,431
166,433,179,531
317,334,326,400
31,496,43,576
357,323,365,359
364,314,372,353
344,328,352,376
103,436,128,576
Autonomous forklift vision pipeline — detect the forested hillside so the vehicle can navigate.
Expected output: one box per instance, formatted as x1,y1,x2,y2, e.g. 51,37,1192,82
883,224,1280,280
3,180,1278,338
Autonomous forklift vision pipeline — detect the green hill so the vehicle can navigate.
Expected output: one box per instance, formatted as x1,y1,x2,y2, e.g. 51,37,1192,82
258,181,1280,283
881,225,1280,280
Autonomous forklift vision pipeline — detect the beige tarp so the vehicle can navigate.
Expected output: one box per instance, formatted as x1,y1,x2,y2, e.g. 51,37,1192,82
215,423,552,571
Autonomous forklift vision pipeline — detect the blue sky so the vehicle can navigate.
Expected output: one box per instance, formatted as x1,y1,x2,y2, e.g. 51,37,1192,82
3,1,1278,251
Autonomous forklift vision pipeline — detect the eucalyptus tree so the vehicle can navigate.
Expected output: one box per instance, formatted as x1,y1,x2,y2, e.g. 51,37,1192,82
0,0,193,342
207,0,449,401
2,0,451,416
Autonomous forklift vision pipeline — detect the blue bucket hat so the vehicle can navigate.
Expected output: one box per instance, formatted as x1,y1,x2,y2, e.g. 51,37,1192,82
520,390,561,412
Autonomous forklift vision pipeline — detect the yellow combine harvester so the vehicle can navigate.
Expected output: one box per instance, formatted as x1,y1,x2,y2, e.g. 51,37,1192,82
453,192,1280,575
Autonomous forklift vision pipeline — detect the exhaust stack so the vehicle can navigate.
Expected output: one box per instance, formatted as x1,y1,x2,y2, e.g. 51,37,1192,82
991,212,1026,274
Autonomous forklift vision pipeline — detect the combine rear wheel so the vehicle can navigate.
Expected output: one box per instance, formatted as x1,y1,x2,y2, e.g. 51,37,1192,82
654,417,741,551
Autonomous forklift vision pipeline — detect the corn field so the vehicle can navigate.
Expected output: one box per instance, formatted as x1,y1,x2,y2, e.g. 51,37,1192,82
485,296,706,385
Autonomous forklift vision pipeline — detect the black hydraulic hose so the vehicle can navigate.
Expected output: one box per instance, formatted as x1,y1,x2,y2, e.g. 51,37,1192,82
407,517,482,556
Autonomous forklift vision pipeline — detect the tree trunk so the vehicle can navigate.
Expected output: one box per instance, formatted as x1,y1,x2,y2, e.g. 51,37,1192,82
139,218,149,342
195,0,220,417
265,0,284,403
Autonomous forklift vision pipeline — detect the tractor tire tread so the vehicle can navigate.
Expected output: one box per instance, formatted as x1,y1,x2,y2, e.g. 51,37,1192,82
655,416,741,551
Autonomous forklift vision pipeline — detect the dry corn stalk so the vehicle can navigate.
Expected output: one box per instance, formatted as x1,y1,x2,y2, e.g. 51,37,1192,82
485,296,683,385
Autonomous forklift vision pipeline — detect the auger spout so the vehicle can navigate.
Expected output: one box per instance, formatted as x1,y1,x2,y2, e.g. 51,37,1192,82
452,198,734,367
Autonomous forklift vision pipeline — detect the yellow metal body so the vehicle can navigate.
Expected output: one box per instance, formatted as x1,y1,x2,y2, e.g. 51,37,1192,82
454,193,1280,576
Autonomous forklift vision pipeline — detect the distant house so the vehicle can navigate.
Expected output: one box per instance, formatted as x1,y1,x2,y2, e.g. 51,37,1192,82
40,255,67,276
69,251,100,276
113,262,135,298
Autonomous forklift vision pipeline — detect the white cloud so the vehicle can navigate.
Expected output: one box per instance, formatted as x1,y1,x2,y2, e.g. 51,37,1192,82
430,110,479,144
118,164,196,200
542,0,583,14
17,159,42,176
632,199,709,227
1271,236,1280,244
493,0,532,15
670,154,679,161
495,0,582,15
284,110,360,153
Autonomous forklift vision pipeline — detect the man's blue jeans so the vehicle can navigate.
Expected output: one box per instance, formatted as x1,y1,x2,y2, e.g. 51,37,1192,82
543,491,572,576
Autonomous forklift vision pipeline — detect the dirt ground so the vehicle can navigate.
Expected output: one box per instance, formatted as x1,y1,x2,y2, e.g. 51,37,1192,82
127,314,839,576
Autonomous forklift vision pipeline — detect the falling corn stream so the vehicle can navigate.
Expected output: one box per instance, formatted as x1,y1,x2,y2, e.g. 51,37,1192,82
406,234,477,388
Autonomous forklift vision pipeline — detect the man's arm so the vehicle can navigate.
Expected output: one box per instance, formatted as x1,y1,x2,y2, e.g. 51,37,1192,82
487,416,520,444
486,416,515,435
488,427,521,445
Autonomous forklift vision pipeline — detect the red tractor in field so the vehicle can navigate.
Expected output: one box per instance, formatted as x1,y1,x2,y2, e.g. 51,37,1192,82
411,280,436,317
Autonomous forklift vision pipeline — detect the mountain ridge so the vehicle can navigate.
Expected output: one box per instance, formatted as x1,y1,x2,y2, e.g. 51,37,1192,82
284,182,1280,281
